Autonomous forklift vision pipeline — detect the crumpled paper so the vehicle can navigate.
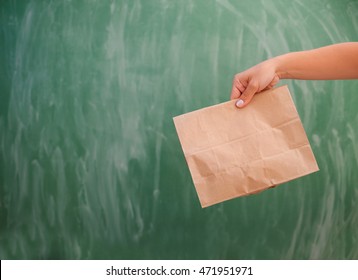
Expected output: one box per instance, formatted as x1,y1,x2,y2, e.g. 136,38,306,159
173,85,319,208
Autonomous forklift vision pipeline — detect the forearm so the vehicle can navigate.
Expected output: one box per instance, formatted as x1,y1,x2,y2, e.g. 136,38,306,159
273,42,358,80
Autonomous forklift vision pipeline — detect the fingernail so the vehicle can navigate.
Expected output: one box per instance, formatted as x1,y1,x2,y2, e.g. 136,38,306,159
236,99,244,108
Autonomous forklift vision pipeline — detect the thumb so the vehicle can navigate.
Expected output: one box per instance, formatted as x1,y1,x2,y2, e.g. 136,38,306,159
235,81,259,108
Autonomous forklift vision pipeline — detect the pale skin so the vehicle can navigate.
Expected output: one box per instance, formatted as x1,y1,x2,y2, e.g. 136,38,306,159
231,42,358,108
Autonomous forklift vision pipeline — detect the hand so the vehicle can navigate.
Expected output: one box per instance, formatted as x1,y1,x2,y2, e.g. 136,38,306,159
231,59,280,108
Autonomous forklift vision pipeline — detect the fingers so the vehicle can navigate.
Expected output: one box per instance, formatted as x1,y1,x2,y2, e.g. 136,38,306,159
230,86,241,100
231,73,260,108
235,81,259,108
232,73,280,108
230,85,241,100
230,75,245,100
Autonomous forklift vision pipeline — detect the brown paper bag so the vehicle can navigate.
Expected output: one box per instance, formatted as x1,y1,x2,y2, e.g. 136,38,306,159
173,85,319,207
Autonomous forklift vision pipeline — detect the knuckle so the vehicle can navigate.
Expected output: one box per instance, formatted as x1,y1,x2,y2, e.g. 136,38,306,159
233,73,242,82
248,80,259,90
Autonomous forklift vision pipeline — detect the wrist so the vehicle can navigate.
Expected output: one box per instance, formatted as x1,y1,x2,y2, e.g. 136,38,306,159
271,55,289,79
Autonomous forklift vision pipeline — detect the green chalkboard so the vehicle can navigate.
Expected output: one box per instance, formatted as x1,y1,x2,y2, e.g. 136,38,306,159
1,0,358,259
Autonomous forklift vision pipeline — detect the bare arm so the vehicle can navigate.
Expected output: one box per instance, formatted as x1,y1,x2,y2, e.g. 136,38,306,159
231,42,358,108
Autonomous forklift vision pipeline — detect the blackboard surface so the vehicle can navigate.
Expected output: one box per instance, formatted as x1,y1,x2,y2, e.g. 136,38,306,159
1,0,358,259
